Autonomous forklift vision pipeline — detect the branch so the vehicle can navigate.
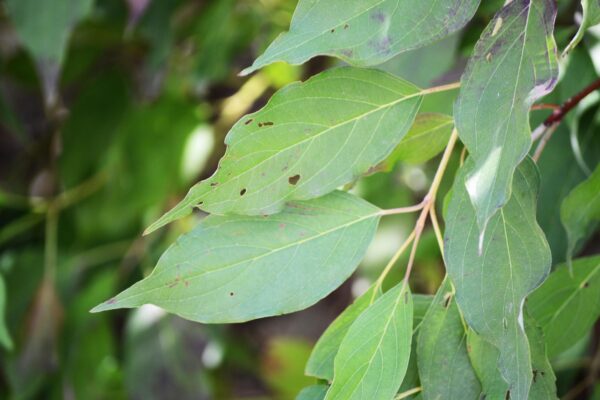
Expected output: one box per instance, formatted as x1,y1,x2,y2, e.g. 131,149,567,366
532,77,600,161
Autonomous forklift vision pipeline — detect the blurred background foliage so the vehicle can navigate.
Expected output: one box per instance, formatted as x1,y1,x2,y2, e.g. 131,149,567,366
0,0,598,399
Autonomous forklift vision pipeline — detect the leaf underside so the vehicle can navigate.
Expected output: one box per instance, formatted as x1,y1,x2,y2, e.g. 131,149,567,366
445,157,551,400
147,67,422,233
241,0,481,75
93,191,380,323
454,0,558,235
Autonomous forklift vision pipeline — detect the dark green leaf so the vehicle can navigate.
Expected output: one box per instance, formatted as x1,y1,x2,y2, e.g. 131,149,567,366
0,274,12,350
561,163,600,265
529,254,600,357
454,0,559,234
325,283,412,400
147,67,422,233
241,0,480,74
5,0,94,105
445,157,551,400
467,331,509,399
92,191,380,323
417,279,480,400
525,313,558,400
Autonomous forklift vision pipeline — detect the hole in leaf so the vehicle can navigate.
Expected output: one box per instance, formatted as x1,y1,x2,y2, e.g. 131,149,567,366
288,174,301,185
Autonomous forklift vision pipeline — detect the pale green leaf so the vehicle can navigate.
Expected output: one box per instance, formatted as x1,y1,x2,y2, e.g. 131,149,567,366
563,0,600,55
325,283,413,400
306,289,431,381
529,254,600,357
241,0,480,75
445,157,551,400
417,279,480,400
454,0,559,234
297,384,328,400
146,67,423,234
0,275,13,350
306,285,382,380
92,191,380,323
384,113,454,168
561,163,600,266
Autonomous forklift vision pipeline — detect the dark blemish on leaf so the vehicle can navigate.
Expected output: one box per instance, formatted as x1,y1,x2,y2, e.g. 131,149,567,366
467,344,472,353
245,119,253,125
330,28,335,33
583,281,590,288
532,369,538,383
344,24,349,29
229,292,234,296
288,174,301,185
505,390,510,400
264,121,273,126
240,188,247,196
502,318,508,330
371,10,386,23
443,293,453,308
198,201,204,205
540,371,545,376
210,182,218,187
370,36,392,55
107,297,117,305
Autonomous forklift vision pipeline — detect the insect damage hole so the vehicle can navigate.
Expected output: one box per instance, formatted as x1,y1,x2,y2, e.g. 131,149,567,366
288,174,301,185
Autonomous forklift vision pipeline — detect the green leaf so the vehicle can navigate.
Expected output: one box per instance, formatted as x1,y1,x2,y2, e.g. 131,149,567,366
306,285,382,380
5,0,94,105
241,0,481,75
417,279,480,400
467,331,509,399
454,0,559,235
0,274,13,350
445,157,551,400
324,283,412,400
306,288,431,381
467,313,559,400
563,0,600,55
561,163,600,266
297,384,328,400
529,254,600,357
146,67,423,233
92,191,380,323
385,113,454,167
525,313,558,400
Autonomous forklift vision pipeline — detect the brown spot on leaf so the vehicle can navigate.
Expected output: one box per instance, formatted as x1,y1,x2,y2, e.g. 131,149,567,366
240,188,247,196
245,119,253,125
229,292,234,296
210,182,218,187
505,390,510,400
288,174,301,185
330,28,335,33
344,24,349,29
